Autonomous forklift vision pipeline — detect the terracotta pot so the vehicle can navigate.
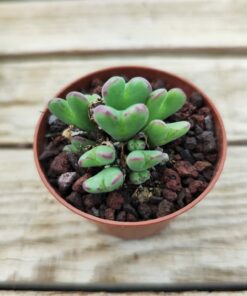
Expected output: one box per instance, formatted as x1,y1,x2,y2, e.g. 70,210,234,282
34,66,227,239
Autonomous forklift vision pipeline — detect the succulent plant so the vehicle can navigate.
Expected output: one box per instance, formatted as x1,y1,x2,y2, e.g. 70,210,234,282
48,76,190,193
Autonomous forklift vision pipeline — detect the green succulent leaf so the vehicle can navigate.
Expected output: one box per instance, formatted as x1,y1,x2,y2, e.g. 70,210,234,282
93,104,149,141
83,167,124,193
146,88,186,123
48,98,76,127
102,76,152,110
66,92,95,131
63,136,96,154
126,150,168,171
78,145,116,167
48,92,95,132
129,170,150,185
85,94,101,104
127,139,146,151
145,120,190,147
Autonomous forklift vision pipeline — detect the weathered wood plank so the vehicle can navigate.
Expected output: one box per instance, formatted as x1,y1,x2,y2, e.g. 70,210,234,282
0,56,247,144
0,147,246,283
0,0,247,55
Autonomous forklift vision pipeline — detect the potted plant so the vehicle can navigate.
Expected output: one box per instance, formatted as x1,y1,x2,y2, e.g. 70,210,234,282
34,66,227,239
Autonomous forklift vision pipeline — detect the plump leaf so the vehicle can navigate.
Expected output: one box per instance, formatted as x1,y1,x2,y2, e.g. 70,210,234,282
48,98,76,126
129,170,150,185
145,120,190,147
78,145,116,167
127,139,146,151
63,136,96,154
93,103,149,141
66,92,95,131
146,88,186,123
102,76,152,110
83,167,124,193
48,92,95,132
126,150,168,171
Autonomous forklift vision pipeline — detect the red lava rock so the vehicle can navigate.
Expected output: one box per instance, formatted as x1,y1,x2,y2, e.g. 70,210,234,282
150,204,158,216
173,154,182,161
151,79,165,89
198,107,211,116
184,188,193,204
189,180,208,195
65,192,83,209
206,153,218,163
162,188,178,202
149,195,163,204
178,102,196,119
58,172,78,192
163,168,182,192
106,192,124,210
179,149,195,164
194,161,212,172
104,208,115,220
174,161,198,178
83,194,101,208
116,211,127,221
157,199,174,217
203,168,214,181
190,92,203,108
198,131,217,152
194,124,204,135
49,152,71,176
191,114,205,128
138,204,152,220
72,173,92,193
204,115,214,131
90,207,100,217
184,137,197,150
126,213,138,222
193,152,204,160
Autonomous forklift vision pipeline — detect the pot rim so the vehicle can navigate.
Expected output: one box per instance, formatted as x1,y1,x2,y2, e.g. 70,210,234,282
34,65,227,227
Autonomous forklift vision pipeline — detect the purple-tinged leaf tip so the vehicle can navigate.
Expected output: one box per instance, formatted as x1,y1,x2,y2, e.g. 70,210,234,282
66,91,88,103
97,152,114,159
111,174,122,185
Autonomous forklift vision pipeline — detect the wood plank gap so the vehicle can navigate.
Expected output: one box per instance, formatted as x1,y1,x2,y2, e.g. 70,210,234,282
1,282,247,292
1,47,247,62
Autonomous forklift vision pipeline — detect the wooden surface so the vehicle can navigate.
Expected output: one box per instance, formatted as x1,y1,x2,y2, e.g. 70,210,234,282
0,0,247,292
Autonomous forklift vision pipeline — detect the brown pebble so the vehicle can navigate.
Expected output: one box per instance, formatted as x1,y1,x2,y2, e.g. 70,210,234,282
184,188,193,204
83,194,101,208
206,153,218,163
72,173,92,193
116,211,127,222
194,161,212,172
104,208,115,220
163,168,182,192
189,180,208,195
65,192,83,209
49,152,71,176
162,188,178,202
126,213,138,222
58,172,78,192
106,192,124,210
138,204,152,220
174,161,198,178
157,199,174,217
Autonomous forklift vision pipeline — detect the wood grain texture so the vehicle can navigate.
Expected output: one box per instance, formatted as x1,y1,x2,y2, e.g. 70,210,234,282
0,0,247,55
1,55,247,144
1,293,247,296
0,147,246,283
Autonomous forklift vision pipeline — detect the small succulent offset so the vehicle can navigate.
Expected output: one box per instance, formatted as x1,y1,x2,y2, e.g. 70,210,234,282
48,76,190,193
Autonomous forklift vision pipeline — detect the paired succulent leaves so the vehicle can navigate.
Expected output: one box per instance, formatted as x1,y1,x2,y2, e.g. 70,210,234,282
48,75,190,193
